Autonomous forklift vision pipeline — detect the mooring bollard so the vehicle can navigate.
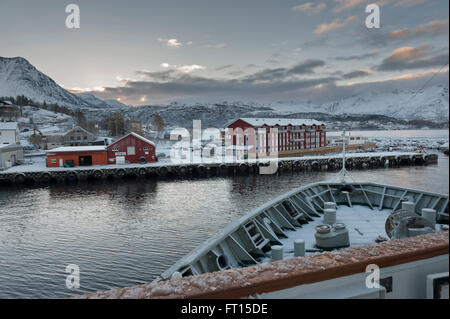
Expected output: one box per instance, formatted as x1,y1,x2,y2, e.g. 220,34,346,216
324,202,335,210
421,208,437,229
323,208,337,225
271,245,283,261
401,201,416,214
294,239,305,257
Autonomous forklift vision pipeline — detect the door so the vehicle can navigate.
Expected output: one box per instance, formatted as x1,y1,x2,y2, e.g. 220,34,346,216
79,156,93,166
59,159,63,167
116,156,125,164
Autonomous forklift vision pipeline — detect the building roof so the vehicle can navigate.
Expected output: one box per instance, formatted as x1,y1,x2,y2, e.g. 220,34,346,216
47,146,107,153
0,143,22,152
108,132,156,148
228,118,324,127
64,125,95,137
0,122,18,130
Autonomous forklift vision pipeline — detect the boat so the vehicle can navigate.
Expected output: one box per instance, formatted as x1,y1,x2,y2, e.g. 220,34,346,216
152,131,449,299
80,132,449,299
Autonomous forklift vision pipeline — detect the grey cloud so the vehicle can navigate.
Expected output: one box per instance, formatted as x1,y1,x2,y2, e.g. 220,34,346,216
377,52,449,71
335,52,378,61
243,59,325,83
342,70,371,79
215,64,233,71
287,59,326,75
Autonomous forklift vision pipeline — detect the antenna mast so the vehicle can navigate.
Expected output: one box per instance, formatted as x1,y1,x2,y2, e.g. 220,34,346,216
338,130,349,183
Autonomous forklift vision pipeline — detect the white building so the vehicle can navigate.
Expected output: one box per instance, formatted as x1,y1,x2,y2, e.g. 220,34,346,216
0,122,20,145
0,144,24,169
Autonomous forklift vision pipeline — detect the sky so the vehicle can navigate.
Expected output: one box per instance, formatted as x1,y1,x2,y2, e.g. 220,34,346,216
0,0,449,105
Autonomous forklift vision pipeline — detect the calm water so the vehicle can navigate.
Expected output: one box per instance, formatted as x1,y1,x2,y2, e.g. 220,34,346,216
0,131,448,298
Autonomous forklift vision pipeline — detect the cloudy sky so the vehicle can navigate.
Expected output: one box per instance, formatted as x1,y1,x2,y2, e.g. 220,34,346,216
1,0,448,105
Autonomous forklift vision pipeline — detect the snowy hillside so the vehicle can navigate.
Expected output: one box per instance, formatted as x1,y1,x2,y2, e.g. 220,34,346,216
0,56,448,125
76,93,126,109
270,84,449,122
0,57,90,109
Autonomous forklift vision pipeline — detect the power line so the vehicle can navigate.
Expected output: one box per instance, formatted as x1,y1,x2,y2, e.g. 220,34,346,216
406,62,449,104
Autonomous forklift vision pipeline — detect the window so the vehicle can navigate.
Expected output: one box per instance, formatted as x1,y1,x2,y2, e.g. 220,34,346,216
84,136,87,140
50,159,56,164
144,146,150,151
127,146,136,155
112,147,119,152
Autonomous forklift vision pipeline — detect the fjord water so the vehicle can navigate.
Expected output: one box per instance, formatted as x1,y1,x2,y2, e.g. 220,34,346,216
0,131,448,298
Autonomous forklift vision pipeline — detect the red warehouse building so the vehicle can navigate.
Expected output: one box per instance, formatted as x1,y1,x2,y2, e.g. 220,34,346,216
46,146,108,167
107,132,156,164
226,118,326,154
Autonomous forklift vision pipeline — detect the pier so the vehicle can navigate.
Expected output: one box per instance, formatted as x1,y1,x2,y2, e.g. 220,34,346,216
0,151,439,186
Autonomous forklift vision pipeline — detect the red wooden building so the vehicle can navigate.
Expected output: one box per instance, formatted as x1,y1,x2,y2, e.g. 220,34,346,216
225,118,326,154
107,132,156,164
46,146,108,167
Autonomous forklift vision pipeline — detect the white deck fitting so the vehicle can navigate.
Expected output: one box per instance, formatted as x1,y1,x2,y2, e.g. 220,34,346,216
262,205,392,262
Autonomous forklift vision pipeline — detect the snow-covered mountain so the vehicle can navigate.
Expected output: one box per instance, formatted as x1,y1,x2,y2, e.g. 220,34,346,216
0,56,448,124
267,84,449,122
76,93,127,109
0,56,91,109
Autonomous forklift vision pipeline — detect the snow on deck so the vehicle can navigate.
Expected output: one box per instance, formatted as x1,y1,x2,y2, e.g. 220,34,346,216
263,205,392,262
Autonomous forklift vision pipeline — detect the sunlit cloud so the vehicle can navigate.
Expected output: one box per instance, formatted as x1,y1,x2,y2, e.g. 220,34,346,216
292,2,327,14
157,37,192,48
315,16,358,35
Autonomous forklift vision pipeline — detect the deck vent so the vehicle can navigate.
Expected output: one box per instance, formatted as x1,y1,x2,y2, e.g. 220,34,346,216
315,224,349,250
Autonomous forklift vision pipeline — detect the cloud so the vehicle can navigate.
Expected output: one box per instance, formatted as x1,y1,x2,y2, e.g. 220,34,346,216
342,69,371,79
332,0,366,12
160,62,171,68
215,64,233,71
244,59,326,82
377,46,449,71
90,62,448,106
205,43,227,49
334,51,378,61
388,20,449,40
176,64,206,73
292,2,327,14
157,37,192,48
287,59,326,75
315,16,358,35
381,0,427,7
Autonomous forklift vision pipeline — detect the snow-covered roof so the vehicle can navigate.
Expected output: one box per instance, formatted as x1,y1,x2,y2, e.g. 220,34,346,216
64,126,95,137
0,143,22,151
0,122,18,130
47,146,106,153
0,100,13,105
229,118,324,127
108,132,156,147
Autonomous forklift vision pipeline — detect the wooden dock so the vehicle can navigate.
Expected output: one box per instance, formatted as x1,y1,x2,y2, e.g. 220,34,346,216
0,151,438,186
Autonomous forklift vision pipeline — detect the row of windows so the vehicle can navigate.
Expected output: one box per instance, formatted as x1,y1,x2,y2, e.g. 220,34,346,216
111,146,152,152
